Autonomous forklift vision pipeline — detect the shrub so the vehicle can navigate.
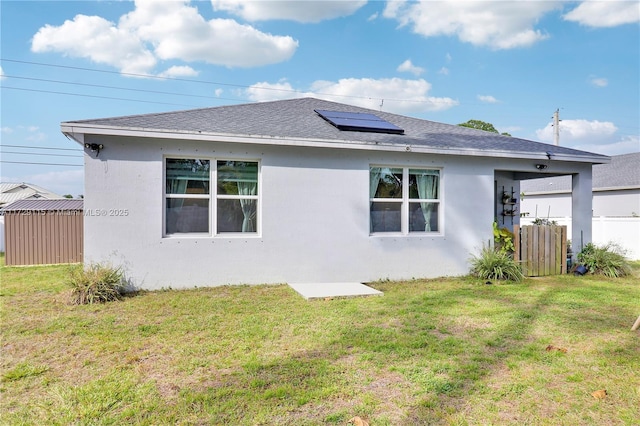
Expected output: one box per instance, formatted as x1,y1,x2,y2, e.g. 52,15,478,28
576,243,631,278
469,246,524,282
68,263,125,305
493,222,515,254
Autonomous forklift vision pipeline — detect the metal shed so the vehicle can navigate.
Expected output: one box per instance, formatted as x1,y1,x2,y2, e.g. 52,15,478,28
2,199,83,266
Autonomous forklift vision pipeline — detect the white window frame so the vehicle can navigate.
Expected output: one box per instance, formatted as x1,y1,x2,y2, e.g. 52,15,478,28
163,157,261,237
369,165,442,236
214,159,260,236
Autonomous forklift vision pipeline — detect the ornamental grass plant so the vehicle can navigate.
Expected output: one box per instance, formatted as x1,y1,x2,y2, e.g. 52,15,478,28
576,242,632,278
469,246,524,282
68,263,125,304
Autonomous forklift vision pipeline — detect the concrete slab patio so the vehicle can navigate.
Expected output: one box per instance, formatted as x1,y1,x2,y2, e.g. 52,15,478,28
288,282,383,300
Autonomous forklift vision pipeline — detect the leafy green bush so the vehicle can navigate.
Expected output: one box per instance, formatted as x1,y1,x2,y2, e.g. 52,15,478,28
469,246,524,282
68,263,125,305
493,222,515,254
576,243,631,278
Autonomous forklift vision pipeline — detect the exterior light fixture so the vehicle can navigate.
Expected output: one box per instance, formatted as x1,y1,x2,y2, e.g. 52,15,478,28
84,143,104,157
535,164,548,170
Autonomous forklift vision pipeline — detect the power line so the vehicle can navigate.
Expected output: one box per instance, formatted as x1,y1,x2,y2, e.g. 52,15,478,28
1,150,83,158
2,58,264,89
2,58,639,132
5,74,229,101
1,160,82,167
1,86,200,107
0,58,317,100
1,144,80,151
0,58,418,104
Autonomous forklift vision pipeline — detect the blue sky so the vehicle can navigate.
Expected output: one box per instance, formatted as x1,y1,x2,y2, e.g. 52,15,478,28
1,0,638,197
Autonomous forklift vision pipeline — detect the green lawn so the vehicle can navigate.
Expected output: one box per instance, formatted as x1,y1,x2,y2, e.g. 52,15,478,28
1,259,639,425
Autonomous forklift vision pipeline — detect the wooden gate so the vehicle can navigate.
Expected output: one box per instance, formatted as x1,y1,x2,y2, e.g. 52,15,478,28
514,225,567,276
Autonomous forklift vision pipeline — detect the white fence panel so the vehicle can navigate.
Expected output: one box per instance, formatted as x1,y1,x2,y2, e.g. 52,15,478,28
521,217,640,260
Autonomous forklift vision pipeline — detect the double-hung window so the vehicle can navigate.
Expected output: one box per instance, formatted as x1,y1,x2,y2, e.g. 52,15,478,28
165,158,259,235
216,161,259,233
370,166,440,234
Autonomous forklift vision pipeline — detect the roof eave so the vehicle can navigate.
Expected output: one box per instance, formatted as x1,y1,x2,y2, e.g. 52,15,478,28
61,123,610,164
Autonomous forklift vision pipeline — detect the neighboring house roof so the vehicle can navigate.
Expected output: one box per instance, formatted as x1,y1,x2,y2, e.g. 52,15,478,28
0,182,63,207
521,152,640,194
62,97,609,164
1,199,83,212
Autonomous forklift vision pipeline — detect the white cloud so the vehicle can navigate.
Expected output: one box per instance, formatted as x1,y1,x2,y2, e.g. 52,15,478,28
536,119,617,144
1,169,85,198
0,66,5,80
158,65,199,78
1,126,13,133
211,0,366,23
214,88,224,97
397,59,425,76
438,67,450,75
32,14,157,74
589,76,608,88
565,135,639,156
368,12,379,21
564,1,640,27
534,118,637,155
477,95,499,103
245,77,458,113
245,80,301,102
383,1,561,49
31,0,298,74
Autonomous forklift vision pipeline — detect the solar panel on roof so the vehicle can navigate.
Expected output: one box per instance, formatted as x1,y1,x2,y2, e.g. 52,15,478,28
315,109,404,134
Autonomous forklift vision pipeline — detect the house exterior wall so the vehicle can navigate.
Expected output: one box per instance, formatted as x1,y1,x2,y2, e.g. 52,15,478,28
594,190,640,216
82,135,585,289
521,189,640,218
521,192,574,218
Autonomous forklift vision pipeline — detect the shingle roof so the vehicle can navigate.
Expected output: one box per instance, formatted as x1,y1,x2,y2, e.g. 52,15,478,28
521,152,640,193
2,199,83,212
62,97,609,162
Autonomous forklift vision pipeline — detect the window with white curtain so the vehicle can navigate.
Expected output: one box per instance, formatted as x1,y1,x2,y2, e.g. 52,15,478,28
165,158,259,236
370,166,440,234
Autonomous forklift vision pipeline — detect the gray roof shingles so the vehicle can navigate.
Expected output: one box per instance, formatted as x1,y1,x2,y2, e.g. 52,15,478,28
63,97,609,161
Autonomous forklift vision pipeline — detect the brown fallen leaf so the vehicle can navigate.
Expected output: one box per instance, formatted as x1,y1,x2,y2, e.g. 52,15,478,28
545,344,568,353
347,416,370,426
591,389,607,399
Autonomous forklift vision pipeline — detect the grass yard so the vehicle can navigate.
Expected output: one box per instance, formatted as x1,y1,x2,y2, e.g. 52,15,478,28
1,258,639,425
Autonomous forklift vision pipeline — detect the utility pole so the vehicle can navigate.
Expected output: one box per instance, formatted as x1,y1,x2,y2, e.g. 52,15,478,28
552,109,561,146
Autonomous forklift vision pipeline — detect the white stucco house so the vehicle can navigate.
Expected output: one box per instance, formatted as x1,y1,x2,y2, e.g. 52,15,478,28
61,98,608,290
